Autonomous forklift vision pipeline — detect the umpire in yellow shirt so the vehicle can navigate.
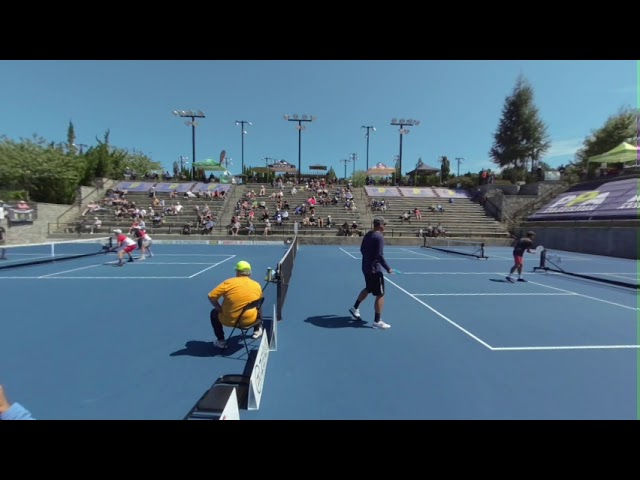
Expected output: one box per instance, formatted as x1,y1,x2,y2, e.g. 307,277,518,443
208,260,263,348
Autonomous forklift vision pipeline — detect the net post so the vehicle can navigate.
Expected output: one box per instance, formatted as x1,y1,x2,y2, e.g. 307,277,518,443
533,247,546,272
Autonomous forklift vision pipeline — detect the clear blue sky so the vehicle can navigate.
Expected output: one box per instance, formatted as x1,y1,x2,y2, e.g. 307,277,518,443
0,60,636,178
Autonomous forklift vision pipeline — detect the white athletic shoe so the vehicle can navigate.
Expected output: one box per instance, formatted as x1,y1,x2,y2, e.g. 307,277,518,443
349,307,363,321
214,339,226,348
373,320,391,329
252,328,263,339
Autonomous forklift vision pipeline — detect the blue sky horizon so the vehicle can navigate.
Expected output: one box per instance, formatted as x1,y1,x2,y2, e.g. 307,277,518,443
0,60,636,178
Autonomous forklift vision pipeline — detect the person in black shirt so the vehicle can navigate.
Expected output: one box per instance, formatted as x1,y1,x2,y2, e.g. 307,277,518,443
506,231,536,283
349,217,394,329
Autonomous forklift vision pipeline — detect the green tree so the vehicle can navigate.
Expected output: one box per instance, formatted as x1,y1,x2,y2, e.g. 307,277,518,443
489,75,551,182
440,156,450,181
66,121,76,154
574,107,638,167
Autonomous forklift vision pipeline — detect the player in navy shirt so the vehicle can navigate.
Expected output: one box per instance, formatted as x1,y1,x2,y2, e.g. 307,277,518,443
349,217,393,329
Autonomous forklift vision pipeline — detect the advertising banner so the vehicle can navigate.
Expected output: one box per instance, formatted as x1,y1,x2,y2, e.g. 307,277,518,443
528,178,639,221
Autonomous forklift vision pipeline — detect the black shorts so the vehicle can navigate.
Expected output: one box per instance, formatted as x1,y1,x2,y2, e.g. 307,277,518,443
364,272,385,296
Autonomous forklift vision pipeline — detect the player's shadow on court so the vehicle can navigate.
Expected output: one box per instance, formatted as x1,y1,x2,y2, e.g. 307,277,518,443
170,338,245,358
489,278,510,283
304,315,370,329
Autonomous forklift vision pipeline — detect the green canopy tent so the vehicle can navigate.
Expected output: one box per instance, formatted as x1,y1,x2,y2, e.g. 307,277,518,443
192,158,233,183
587,142,639,166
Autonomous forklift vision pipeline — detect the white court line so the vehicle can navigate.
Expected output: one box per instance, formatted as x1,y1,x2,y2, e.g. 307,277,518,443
142,254,236,257
385,277,494,350
340,248,357,259
0,276,189,280
400,247,439,259
188,255,236,278
526,279,639,311
38,263,102,278
492,345,640,351
104,261,217,265
400,272,507,275
412,293,575,296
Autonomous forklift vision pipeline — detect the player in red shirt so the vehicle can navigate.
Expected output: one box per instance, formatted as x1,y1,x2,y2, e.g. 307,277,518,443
113,229,137,266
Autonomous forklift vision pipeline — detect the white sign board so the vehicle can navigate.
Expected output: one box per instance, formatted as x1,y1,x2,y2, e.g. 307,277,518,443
248,325,270,410
219,388,240,420
269,303,277,352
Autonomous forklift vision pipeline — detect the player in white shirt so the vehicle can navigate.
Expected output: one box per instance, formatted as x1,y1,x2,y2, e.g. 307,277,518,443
113,229,137,266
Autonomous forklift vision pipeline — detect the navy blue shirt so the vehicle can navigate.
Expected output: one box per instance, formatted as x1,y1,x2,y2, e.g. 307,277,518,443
360,230,390,274
513,237,534,256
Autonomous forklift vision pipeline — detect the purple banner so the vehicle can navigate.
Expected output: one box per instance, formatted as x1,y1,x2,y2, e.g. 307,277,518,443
114,181,156,192
365,186,401,197
528,178,639,221
154,182,196,193
399,188,436,198
433,188,470,198
191,183,232,193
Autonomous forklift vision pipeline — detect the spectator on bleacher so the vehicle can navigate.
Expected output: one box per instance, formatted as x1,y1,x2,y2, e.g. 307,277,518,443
148,186,156,198
259,185,266,196
281,209,289,221
435,223,446,237
436,204,444,213
275,211,283,226
414,208,422,220
169,191,178,199
263,219,271,235
202,219,215,235
173,202,183,215
82,201,101,216
291,186,297,195
89,217,102,234
152,196,160,208
401,211,411,223
229,220,241,236
245,221,255,235
326,215,333,227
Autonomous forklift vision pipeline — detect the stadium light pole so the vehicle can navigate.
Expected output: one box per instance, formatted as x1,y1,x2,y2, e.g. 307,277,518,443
173,110,205,180
455,157,464,177
236,120,251,175
350,153,358,175
390,118,420,183
284,114,316,184
361,126,375,170
339,158,351,181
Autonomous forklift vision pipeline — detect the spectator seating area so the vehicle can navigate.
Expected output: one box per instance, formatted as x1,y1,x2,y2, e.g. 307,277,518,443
364,186,511,238
57,181,234,236
220,180,366,236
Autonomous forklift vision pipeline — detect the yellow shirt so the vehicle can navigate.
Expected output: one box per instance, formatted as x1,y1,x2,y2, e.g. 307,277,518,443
208,276,263,327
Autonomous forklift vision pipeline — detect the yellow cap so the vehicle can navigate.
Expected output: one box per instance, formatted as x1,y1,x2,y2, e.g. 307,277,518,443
235,260,252,272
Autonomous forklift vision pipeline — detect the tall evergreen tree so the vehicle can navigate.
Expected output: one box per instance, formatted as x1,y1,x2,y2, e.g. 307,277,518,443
67,121,76,153
489,75,551,181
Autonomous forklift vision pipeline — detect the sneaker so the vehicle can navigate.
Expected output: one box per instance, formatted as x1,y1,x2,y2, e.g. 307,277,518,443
349,307,363,321
505,276,515,283
139,256,146,261
128,257,134,263
373,320,391,329
517,278,528,282
214,339,226,348
251,328,263,339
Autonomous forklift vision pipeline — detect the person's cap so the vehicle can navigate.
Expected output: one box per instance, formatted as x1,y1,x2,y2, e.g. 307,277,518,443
373,217,386,226
235,260,252,272
113,229,122,234
527,230,536,236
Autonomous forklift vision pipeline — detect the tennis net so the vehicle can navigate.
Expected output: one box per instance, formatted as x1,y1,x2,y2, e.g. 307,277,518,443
533,248,639,290
275,236,299,321
0,237,113,270
422,237,488,259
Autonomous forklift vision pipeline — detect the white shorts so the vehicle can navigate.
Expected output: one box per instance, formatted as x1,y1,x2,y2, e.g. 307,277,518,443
142,237,152,248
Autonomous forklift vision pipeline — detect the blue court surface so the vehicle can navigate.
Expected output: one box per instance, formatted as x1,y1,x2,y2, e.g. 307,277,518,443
1,242,638,419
